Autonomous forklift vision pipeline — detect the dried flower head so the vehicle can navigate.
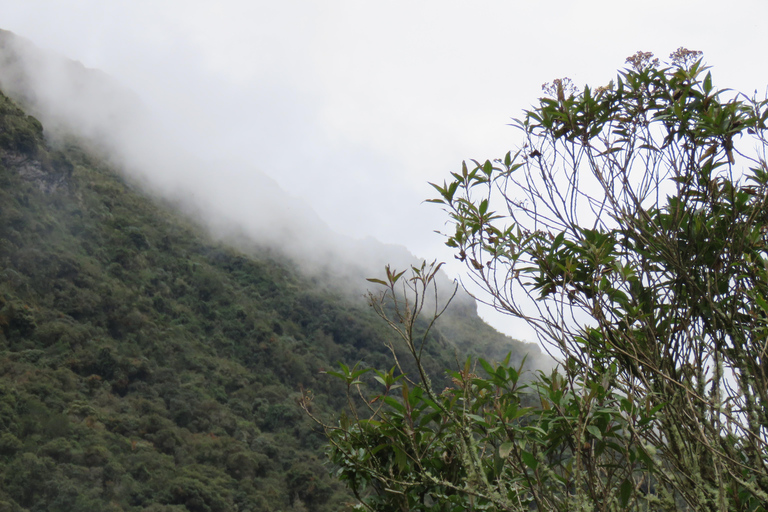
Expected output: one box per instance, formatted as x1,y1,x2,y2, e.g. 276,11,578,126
625,51,659,71
595,79,616,96
669,47,702,68
542,77,578,101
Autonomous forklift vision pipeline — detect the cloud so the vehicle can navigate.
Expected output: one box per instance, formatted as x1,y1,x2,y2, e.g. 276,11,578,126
1,0,767,345
0,28,460,309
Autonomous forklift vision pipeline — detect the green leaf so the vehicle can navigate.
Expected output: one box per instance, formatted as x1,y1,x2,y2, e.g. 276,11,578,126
466,413,486,424
351,367,372,379
506,366,519,384
383,396,405,413
503,403,519,420
370,444,389,456
499,441,514,459
586,425,603,440
478,358,495,376
521,450,539,470
619,477,633,507
393,446,408,471
340,411,349,430
755,293,768,314
419,411,442,427
598,146,623,156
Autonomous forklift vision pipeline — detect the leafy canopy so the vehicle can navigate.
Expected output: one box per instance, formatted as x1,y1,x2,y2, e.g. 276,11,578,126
309,49,768,511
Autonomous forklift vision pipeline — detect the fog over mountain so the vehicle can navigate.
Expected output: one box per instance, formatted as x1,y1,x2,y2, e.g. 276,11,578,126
3,0,765,348
0,29,436,288
2,27,563,373
2,26,542,376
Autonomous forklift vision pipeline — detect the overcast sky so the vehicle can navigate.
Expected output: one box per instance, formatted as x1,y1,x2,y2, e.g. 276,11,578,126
2,0,767,342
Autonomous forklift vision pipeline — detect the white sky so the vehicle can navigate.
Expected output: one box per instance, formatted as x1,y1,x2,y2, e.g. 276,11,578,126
2,0,767,343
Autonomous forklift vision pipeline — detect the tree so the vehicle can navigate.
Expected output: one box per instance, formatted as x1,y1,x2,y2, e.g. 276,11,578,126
303,49,768,511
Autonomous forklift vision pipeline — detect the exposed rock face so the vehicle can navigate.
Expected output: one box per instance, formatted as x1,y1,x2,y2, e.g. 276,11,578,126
6,153,57,193
0,91,70,193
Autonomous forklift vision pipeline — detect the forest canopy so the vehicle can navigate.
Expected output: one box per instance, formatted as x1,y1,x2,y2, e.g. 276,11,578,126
312,49,768,511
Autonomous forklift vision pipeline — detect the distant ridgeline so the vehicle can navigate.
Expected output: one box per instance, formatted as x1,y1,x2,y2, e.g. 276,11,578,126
0,52,540,512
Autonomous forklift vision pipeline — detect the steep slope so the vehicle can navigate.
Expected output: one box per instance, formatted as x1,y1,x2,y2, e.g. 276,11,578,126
0,89,347,511
0,28,437,285
0,27,542,366
0,86,540,512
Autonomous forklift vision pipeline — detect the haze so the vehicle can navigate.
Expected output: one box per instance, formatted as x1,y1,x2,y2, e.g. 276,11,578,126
1,0,766,343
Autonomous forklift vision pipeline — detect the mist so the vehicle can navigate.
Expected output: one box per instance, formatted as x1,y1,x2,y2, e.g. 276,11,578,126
0,29,487,331
0,1,766,353
0,31,392,271
0,29,552,373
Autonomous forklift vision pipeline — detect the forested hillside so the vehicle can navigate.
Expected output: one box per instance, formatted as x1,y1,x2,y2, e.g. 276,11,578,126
0,82,538,511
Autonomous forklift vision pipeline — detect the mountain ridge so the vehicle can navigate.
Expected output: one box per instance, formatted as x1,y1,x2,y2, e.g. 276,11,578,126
0,29,449,291
0,31,542,511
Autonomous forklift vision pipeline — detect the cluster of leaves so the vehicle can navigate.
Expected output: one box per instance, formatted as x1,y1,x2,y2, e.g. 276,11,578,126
310,265,663,511
0,90,535,511
320,50,768,510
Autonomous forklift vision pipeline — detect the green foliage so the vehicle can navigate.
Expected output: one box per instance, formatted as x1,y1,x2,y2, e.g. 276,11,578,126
320,50,768,510
0,88,532,511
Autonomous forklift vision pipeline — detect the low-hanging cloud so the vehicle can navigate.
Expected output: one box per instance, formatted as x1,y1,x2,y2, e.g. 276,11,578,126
0,29,473,302
0,28,556,371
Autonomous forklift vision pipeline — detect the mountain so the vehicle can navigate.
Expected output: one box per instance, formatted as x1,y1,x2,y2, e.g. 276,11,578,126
0,28,453,290
0,30,542,512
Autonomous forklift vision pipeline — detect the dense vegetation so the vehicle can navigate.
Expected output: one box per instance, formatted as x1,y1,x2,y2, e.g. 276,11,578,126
0,89,536,512
320,50,768,511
